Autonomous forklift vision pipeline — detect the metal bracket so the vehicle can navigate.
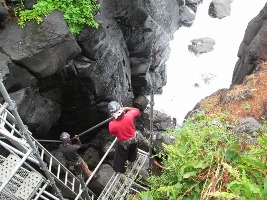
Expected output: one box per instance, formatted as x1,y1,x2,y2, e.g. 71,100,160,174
7,100,17,111
20,125,28,136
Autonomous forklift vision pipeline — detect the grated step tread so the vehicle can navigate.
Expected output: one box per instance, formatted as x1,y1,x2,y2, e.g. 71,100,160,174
0,154,21,182
15,171,43,200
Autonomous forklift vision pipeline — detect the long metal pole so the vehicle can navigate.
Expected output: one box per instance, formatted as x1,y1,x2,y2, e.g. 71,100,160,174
3,116,114,143
0,116,114,143
148,88,154,171
72,116,114,141
0,79,64,200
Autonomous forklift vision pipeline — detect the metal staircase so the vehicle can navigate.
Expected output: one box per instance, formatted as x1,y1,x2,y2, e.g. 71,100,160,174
0,79,96,200
97,149,148,200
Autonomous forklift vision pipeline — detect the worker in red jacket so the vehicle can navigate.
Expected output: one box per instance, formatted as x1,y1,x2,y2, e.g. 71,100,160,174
108,101,141,173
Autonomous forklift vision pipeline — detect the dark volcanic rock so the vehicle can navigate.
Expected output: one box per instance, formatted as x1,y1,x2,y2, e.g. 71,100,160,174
232,3,267,85
0,0,202,138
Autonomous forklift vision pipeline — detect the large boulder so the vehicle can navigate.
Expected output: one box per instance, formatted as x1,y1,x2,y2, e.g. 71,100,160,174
9,86,61,138
208,0,233,19
82,147,101,169
0,52,37,92
89,164,114,196
0,11,81,78
234,117,261,136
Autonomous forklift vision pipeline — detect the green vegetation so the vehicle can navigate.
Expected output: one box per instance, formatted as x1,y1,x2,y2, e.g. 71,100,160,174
137,113,267,200
243,102,251,109
14,0,100,35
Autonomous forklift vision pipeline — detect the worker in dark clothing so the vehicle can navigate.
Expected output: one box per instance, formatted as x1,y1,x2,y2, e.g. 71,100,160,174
108,101,141,173
59,132,92,178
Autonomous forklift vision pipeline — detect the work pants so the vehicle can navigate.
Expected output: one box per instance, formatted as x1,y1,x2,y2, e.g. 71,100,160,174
112,142,137,173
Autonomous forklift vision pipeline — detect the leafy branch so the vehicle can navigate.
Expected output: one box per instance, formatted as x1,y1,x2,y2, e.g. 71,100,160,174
14,0,100,35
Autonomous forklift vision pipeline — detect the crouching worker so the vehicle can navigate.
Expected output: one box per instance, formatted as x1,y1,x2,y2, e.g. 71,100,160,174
108,101,141,173
59,132,92,178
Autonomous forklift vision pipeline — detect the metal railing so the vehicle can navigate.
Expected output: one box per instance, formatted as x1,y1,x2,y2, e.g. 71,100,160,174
97,148,148,200
0,106,96,199
0,79,95,200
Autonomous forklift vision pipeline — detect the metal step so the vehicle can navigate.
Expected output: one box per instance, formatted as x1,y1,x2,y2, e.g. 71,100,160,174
0,154,23,194
98,149,148,200
15,171,43,200
0,154,61,200
0,154,45,200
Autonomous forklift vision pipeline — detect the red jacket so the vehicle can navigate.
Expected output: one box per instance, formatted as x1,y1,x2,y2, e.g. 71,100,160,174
108,108,140,141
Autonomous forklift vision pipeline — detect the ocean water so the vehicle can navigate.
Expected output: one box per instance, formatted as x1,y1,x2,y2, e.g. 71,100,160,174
154,0,266,125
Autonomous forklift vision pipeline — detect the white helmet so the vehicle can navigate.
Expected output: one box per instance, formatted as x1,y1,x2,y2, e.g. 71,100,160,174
108,101,121,113
108,101,123,119
60,132,70,141
113,110,124,119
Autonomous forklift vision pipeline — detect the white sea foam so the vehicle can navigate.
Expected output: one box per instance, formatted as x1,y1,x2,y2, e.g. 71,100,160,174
154,0,266,125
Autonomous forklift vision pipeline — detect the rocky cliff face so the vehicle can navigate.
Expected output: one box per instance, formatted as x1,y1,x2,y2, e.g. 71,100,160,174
232,3,267,85
0,0,202,138
186,3,267,132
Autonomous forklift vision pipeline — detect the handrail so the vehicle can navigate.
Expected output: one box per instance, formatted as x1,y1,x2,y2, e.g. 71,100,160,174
0,139,39,164
0,102,8,115
75,137,118,200
78,175,91,200
34,182,50,200
149,88,155,170
0,127,30,148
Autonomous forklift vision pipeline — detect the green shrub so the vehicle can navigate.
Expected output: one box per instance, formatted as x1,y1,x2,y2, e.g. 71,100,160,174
138,113,267,200
15,0,100,35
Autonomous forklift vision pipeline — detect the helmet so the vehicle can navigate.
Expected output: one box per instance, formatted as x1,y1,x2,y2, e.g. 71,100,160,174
113,109,124,119
60,132,70,141
108,101,121,114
